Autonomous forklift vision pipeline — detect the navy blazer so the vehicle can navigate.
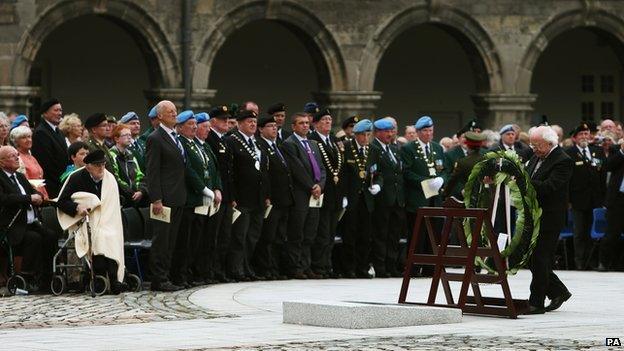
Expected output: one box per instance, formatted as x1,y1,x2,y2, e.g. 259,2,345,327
145,126,187,207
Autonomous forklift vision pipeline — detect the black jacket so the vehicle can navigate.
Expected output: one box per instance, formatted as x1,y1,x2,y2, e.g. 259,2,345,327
57,168,102,217
605,146,624,207
490,141,533,162
564,145,606,210
206,129,233,203
225,131,270,210
256,137,294,207
31,121,68,198
342,140,379,212
0,171,41,246
308,131,344,209
369,138,405,207
145,127,187,207
281,134,326,209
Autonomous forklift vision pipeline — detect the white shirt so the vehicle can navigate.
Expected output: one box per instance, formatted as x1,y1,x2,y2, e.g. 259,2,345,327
417,139,431,155
3,170,35,224
159,124,178,145
211,128,224,140
45,119,58,132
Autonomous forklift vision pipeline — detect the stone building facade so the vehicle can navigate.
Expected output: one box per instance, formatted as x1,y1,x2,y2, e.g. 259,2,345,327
0,0,623,135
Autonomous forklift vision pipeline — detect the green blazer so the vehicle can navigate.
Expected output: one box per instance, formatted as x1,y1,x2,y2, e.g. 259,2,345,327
443,150,484,200
400,140,450,212
179,136,221,207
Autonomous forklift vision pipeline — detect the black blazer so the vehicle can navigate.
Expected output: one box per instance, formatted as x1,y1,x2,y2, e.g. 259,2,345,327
225,131,270,210
308,131,344,209
256,137,294,208
277,128,293,146
31,121,69,198
145,127,187,207
369,138,405,207
57,168,102,217
342,140,379,212
605,147,624,207
526,146,573,232
0,171,40,246
206,129,233,203
281,134,326,209
564,145,606,210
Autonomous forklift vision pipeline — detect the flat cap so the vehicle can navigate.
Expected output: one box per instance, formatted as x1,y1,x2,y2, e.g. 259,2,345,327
84,149,106,164
40,98,60,115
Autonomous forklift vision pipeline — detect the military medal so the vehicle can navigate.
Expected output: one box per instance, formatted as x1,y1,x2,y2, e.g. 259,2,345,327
318,138,343,185
333,175,339,184
232,132,261,172
359,170,366,179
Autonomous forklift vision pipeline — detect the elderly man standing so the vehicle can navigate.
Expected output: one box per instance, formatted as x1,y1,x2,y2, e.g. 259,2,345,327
119,112,145,170
146,100,187,292
599,138,624,271
525,126,573,314
31,98,68,198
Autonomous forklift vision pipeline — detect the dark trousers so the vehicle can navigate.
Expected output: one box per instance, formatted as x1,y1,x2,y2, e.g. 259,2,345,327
342,197,372,274
529,229,569,308
300,208,320,273
192,209,218,281
285,206,319,275
372,204,402,275
227,206,264,277
13,223,56,282
253,205,290,275
600,196,624,269
170,208,202,284
212,204,231,279
93,255,119,283
571,208,593,269
149,206,183,284
311,204,339,274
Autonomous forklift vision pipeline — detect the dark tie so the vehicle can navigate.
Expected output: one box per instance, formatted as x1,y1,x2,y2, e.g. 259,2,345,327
358,147,364,159
9,174,20,192
171,132,184,157
272,142,286,165
425,144,430,158
302,140,321,182
386,146,396,164
583,148,590,162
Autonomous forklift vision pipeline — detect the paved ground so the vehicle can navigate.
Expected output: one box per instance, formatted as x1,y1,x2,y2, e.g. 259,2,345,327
0,269,621,350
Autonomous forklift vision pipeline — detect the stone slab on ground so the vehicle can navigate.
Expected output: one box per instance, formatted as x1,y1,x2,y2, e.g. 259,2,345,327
282,300,462,328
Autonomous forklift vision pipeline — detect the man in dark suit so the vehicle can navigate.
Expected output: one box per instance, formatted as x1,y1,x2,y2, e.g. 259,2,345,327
308,108,344,278
281,112,326,278
205,105,234,282
0,146,56,291
267,103,292,145
564,123,606,270
525,126,573,314
254,115,294,278
225,109,270,281
491,124,533,162
369,118,405,278
31,98,68,198
599,140,624,271
145,100,187,292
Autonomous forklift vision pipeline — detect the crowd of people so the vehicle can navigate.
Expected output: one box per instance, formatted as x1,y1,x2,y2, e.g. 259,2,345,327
0,99,623,313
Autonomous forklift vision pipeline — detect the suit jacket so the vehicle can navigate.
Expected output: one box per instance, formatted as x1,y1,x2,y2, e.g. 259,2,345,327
526,146,573,232
369,138,405,207
31,121,68,197
206,129,233,203
281,134,326,209
564,145,606,210
256,137,294,207
308,131,344,209
342,140,378,212
179,136,221,208
490,141,533,162
400,140,450,212
277,128,293,146
605,147,624,207
145,126,187,207
225,131,270,210
57,168,103,217
0,170,41,246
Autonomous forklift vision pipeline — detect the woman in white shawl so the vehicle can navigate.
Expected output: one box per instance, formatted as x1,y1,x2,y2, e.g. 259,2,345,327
56,149,126,294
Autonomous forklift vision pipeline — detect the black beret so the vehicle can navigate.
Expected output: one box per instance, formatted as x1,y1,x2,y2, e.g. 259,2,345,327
84,149,106,164
312,108,331,123
209,105,231,120
342,115,359,130
456,118,481,137
258,115,277,128
235,109,258,121
84,113,107,130
40,98,60,115
267,103,286,115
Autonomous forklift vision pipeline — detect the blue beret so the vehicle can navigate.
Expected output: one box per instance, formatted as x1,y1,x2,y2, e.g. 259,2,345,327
353,119,373,133
499,124,514,135
120,111,139,124
195,112,210,124
415,116,433,130
373,118,394,131
176,110,195,124
303,102,319,114
10,115,28,130
148,105,158,119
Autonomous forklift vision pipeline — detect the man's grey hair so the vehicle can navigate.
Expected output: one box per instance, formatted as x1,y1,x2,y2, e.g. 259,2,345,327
155,100,173,116
530,125,559,146
9,125,32,145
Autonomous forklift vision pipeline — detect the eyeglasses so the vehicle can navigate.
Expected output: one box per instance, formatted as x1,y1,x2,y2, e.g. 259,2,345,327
119,133,132,138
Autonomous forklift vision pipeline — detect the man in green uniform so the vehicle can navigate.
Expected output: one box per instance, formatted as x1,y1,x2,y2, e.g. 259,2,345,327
443,131,486,200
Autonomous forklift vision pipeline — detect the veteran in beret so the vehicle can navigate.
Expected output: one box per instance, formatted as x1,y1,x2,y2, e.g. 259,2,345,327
84,112,115,172
267,103,291,144
137,104,160,154
120,111,146,169
489,124,533,162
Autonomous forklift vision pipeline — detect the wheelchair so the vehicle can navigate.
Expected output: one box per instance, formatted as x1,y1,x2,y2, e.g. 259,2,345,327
1,209,28,295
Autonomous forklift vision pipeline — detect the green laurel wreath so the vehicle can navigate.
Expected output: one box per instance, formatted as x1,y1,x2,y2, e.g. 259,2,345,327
462,150,542,275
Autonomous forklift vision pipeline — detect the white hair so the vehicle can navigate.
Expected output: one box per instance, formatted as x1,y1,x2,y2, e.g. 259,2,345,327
9,125,32,145
155,100,174,116
529,125,559,146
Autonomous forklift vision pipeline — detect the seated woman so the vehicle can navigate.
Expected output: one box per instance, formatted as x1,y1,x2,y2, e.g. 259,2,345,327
60,141,90,183
108,124,148,207
10,126,49,200
56,150,126,294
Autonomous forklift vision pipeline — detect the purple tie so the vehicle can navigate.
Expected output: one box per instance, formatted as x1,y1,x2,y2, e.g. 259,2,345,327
302,140,321,183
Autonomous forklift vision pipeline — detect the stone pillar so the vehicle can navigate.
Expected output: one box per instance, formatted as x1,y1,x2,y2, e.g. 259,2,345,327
313,90,382,125
144,88,217,112
0,86,40,114
471,93,537,130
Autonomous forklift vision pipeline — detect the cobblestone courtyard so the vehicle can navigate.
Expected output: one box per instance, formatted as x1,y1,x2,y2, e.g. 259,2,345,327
0,270,621,350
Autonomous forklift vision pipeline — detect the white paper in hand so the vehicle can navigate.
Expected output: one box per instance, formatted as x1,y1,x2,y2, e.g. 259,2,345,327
497,233,509,252
232,207,242,224
420,178,440,199
309,194,324,208
150,204,171,223
264,204,273,219
209,201,221,217
194,205,210,216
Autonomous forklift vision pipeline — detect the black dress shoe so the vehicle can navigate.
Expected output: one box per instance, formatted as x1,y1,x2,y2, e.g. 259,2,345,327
525,305,545,314
545,291,572,312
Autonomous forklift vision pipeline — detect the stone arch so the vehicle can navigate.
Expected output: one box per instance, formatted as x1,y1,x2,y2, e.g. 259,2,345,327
359,4,503,94
517,8,624,94
193,0,347,92
12,0,179,88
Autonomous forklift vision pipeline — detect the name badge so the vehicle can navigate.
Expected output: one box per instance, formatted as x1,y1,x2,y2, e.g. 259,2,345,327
575,161,584,166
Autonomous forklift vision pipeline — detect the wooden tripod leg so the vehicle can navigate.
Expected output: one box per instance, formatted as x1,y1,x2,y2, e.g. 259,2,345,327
457,216,483,308
398,212,424,303
427,215,453,305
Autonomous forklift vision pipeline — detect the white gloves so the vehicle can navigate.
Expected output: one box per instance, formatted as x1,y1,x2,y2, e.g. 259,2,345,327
431,177,444,192
342,197,348,209
202,187,215,205
368,184,381,195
